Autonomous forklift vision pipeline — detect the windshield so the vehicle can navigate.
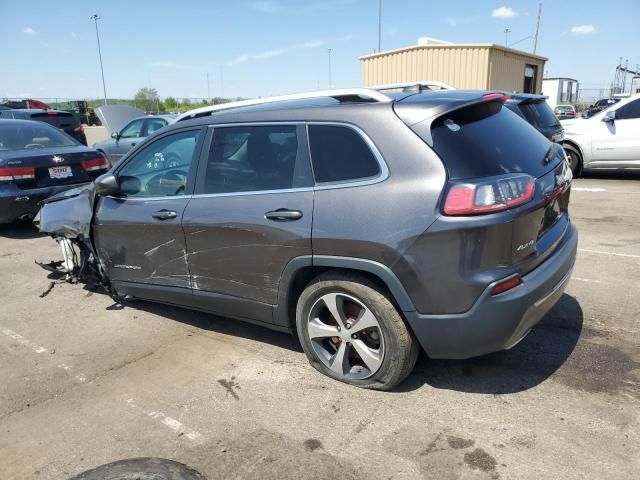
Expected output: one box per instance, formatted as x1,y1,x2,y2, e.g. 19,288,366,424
518,100,560,128
0,123,77,151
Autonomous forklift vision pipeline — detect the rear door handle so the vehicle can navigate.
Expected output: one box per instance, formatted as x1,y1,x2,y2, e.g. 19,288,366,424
264,209,303,221
152,209,177,220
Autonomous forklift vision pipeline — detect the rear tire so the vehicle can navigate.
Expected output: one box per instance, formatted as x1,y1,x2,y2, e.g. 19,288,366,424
296,272,419,391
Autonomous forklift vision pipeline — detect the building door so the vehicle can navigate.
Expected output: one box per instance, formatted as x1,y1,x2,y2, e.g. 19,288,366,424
523,65,538,93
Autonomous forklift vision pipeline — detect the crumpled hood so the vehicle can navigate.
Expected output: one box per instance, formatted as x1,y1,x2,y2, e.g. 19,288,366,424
34,182,97,238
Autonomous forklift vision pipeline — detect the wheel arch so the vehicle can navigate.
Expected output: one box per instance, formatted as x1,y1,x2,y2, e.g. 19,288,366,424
274,256,416,332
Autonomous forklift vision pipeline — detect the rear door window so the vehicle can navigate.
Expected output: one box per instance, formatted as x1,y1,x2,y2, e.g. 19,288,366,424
307,125,380,183
430,102,553,180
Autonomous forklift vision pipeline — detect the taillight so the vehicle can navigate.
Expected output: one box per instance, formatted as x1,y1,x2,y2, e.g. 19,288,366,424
74,126,85,134
0,167,36,183
81,157,109,172
443,174,535,216
491,276,522,295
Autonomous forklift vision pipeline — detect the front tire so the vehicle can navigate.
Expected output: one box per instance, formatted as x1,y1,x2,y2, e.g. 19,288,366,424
564,146,582,177
296,272,419,391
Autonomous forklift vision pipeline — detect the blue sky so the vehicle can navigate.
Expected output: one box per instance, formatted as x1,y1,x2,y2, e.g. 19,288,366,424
1,0,638,100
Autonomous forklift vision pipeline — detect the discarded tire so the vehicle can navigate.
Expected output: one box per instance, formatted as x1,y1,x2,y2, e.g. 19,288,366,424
67,458,207,480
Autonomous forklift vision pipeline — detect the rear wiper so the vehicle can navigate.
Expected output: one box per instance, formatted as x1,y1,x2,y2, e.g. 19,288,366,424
543,143,559,165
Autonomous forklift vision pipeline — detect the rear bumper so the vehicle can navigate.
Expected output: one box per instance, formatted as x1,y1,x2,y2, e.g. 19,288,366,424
0,182,90,224
405,223,578,359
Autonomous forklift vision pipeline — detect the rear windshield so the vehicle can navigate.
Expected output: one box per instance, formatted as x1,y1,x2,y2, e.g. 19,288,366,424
517,100,560,129
430,101,553,180
30,112,77,128
0,124,77,151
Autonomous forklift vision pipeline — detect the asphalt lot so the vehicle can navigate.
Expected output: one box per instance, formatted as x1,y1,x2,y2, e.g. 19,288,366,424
0,172,639,480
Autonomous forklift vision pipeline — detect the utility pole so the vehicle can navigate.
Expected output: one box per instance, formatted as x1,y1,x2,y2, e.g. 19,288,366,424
328,49,333,88
377,0,382,53
90,13,108,105
533,2,542,54
206,72,211,102
504,27,511,47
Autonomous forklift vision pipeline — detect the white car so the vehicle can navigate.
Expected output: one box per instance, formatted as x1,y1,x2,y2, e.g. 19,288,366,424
562,93,640,175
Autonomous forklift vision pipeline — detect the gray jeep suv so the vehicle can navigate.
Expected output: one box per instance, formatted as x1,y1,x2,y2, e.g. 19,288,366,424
36,88,577,390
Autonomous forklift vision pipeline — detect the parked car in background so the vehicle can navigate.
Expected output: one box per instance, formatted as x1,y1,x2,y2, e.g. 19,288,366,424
94,114,175,164
504,93,564,143
554,104,576,120
37,88,576,390
0,119,108,224
0,109,87,145
562,93,640,176
583,98,620,118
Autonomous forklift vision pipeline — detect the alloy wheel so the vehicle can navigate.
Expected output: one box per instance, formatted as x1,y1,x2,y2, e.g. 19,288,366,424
307,292,385,380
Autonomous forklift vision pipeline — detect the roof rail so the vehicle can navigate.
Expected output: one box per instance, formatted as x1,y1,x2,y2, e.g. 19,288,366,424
175,88,392,122
370,81,456,92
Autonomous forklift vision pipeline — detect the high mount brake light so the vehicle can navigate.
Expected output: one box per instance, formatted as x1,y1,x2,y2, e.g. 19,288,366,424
0,167,36,182
81,157,109,172
443,174,535,216
482,93,510,103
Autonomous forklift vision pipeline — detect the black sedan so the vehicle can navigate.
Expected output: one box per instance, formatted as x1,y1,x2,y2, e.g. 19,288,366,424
0,119,108,224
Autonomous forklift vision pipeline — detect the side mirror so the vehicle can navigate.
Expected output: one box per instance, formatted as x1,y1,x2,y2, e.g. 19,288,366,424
111,131,120,139
603,111,615,123
94,172,120,196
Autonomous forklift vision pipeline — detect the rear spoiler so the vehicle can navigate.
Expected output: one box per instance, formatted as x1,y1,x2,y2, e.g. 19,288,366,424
394,92,509,146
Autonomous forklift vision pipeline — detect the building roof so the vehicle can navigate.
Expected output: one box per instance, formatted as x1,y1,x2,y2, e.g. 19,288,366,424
360,43,548,62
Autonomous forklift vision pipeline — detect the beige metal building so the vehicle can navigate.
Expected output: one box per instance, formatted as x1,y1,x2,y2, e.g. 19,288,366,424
360,42,547,94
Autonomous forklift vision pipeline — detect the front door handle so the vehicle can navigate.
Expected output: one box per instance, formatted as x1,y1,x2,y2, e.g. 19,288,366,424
152,209,177,220
264,209,303,221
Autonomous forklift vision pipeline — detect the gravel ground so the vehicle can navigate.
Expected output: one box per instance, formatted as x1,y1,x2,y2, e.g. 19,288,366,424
0,171,638,480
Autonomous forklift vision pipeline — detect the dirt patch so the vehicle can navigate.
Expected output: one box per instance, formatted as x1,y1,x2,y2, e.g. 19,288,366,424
464,448,498,475
303,438,322,451
447,435,475,449
553,337,639,395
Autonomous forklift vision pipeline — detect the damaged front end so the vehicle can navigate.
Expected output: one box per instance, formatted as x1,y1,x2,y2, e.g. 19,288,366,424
33,183,113,294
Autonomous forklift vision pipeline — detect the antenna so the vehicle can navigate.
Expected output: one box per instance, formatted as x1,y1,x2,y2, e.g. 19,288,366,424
533,3,542,54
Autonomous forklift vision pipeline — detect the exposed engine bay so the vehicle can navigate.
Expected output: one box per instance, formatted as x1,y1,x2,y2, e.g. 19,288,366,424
33,183,114,297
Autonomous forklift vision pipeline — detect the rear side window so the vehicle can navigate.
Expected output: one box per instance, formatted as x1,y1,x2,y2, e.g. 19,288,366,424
517,101,560,129
430,102,552,180
203,125,310,194
308,125,380,183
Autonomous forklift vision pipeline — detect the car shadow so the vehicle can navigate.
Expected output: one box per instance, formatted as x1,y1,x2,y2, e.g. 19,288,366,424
399,294,583,394
64,280,582,392
0,220,44,239
581,170,640,180
126,298,302,352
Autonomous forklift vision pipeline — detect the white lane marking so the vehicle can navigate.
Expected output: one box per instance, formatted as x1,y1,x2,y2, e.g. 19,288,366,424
571,277,604,284
1,328,48,353
572,187,606,192
125,398,204,443
578,248,640,259
0,327,87,382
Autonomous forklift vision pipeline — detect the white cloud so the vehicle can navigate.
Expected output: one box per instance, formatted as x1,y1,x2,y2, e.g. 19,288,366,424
227,33,353,66
229,54,250,65
253,48,286,59
571,24,596,35
296,40,324,49
492,6,517,18
22,27,35,34
252,1,276,13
